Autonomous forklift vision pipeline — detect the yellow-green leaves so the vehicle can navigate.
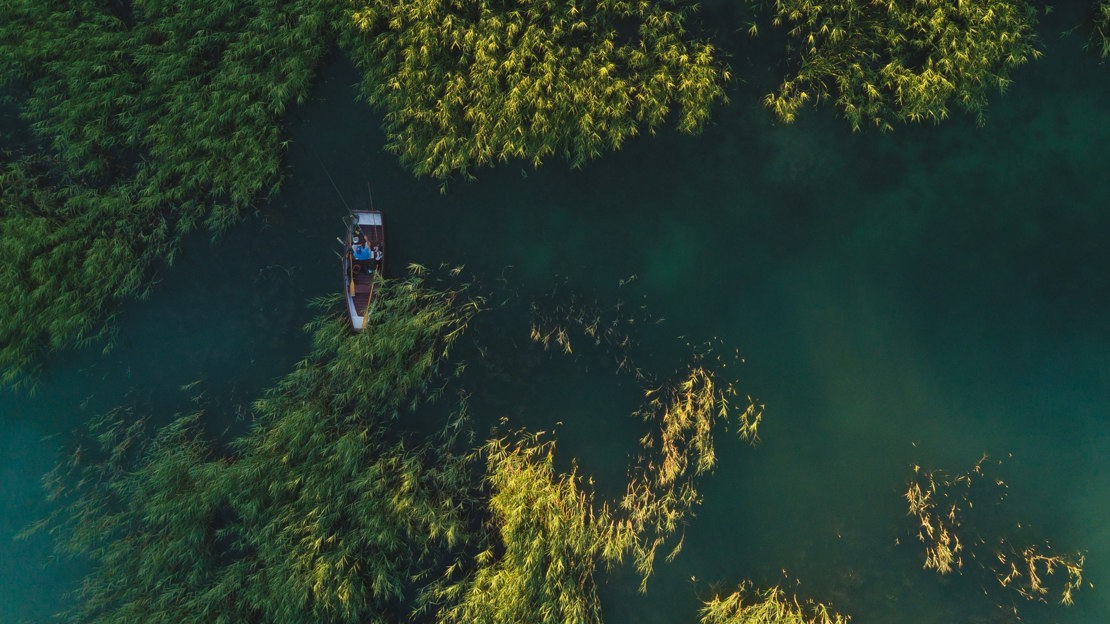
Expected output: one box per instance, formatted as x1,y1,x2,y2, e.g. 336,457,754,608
343,0,729,180
430,433,609,624
699,582,849,624
904,457,1086,612
767,0,1041,129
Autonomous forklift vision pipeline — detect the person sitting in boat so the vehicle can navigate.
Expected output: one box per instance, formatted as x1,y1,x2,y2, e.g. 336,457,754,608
371,244,384,269
353,241,371,261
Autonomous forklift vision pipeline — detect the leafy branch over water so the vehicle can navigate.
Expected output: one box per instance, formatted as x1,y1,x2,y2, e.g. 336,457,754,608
699,582,849,624
28,269,764,622
904,456,1086,612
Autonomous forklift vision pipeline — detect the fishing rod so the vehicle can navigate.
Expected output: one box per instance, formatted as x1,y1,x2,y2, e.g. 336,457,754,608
311,146,351,212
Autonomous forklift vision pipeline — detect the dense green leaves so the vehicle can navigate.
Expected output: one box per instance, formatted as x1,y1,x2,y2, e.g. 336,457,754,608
0,0,336,383
343,0,729,179
0,160,166,385
766,0,1041,129
28,271,480,624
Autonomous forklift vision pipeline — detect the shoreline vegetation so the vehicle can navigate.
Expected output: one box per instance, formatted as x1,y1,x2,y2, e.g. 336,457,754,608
2,0,1110,381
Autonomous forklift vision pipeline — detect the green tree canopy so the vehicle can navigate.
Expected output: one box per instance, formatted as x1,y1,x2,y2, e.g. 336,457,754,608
343,0,729,179
765,0,1041,129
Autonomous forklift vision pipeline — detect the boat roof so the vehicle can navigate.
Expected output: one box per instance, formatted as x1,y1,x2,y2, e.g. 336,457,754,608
354,210,382,226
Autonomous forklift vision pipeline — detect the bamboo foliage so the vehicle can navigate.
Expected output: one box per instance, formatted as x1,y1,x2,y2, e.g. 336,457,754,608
765,0,1041,129
0,160,165,386
904,457,1086,610
699,582,849,624
621,366,762,588
343,0,729,179
427,433,616,624
0,0,337,384
26,270,481,623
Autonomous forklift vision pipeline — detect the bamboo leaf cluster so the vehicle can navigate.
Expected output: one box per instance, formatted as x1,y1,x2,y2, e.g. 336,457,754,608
342,0,729,179
765,0,1042,129
904,456,1086,610
28,271,481,624
0,0,337,383
699,582,849,624
427,365,762,620
427,433,615,624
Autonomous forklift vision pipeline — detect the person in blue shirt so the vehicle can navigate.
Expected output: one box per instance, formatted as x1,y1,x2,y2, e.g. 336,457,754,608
353,242,371,261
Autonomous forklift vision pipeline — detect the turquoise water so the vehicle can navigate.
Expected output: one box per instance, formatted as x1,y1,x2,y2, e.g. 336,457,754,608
4,5,1110,622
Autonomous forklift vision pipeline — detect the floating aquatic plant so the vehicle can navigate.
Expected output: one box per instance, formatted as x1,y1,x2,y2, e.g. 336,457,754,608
25,269,482,623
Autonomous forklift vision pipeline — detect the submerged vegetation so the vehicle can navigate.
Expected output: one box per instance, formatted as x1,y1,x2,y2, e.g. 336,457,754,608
904,456,1086,612
344,0,728,179
765,0,1041,129
699,582,849,624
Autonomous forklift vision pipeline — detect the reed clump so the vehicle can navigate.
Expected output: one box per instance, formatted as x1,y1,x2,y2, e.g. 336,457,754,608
904,456,1086,612
343,0,729,180
765,0,1042,129
699,582,849,624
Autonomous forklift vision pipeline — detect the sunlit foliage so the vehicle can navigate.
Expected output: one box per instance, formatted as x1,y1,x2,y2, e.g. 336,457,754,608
426,365,763,621
699,582,849,624
904,456,1086,611
344,0,729,179
25,271,481,623
621,365,762,587
765,0,1041,129
427,432,619,624
30,268,769,621
0,0,337,384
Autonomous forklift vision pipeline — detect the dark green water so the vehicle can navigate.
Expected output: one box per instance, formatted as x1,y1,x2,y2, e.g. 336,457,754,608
3,5,1109,622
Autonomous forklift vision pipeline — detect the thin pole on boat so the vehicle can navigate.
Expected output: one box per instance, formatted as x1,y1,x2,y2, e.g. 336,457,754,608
366,182,376,211
313,147,351,212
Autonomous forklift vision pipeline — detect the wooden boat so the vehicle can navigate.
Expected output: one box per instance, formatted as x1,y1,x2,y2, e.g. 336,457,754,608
342,209,384,330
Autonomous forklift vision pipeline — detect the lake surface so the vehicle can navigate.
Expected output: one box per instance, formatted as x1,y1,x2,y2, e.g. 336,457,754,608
2,4,1109,622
